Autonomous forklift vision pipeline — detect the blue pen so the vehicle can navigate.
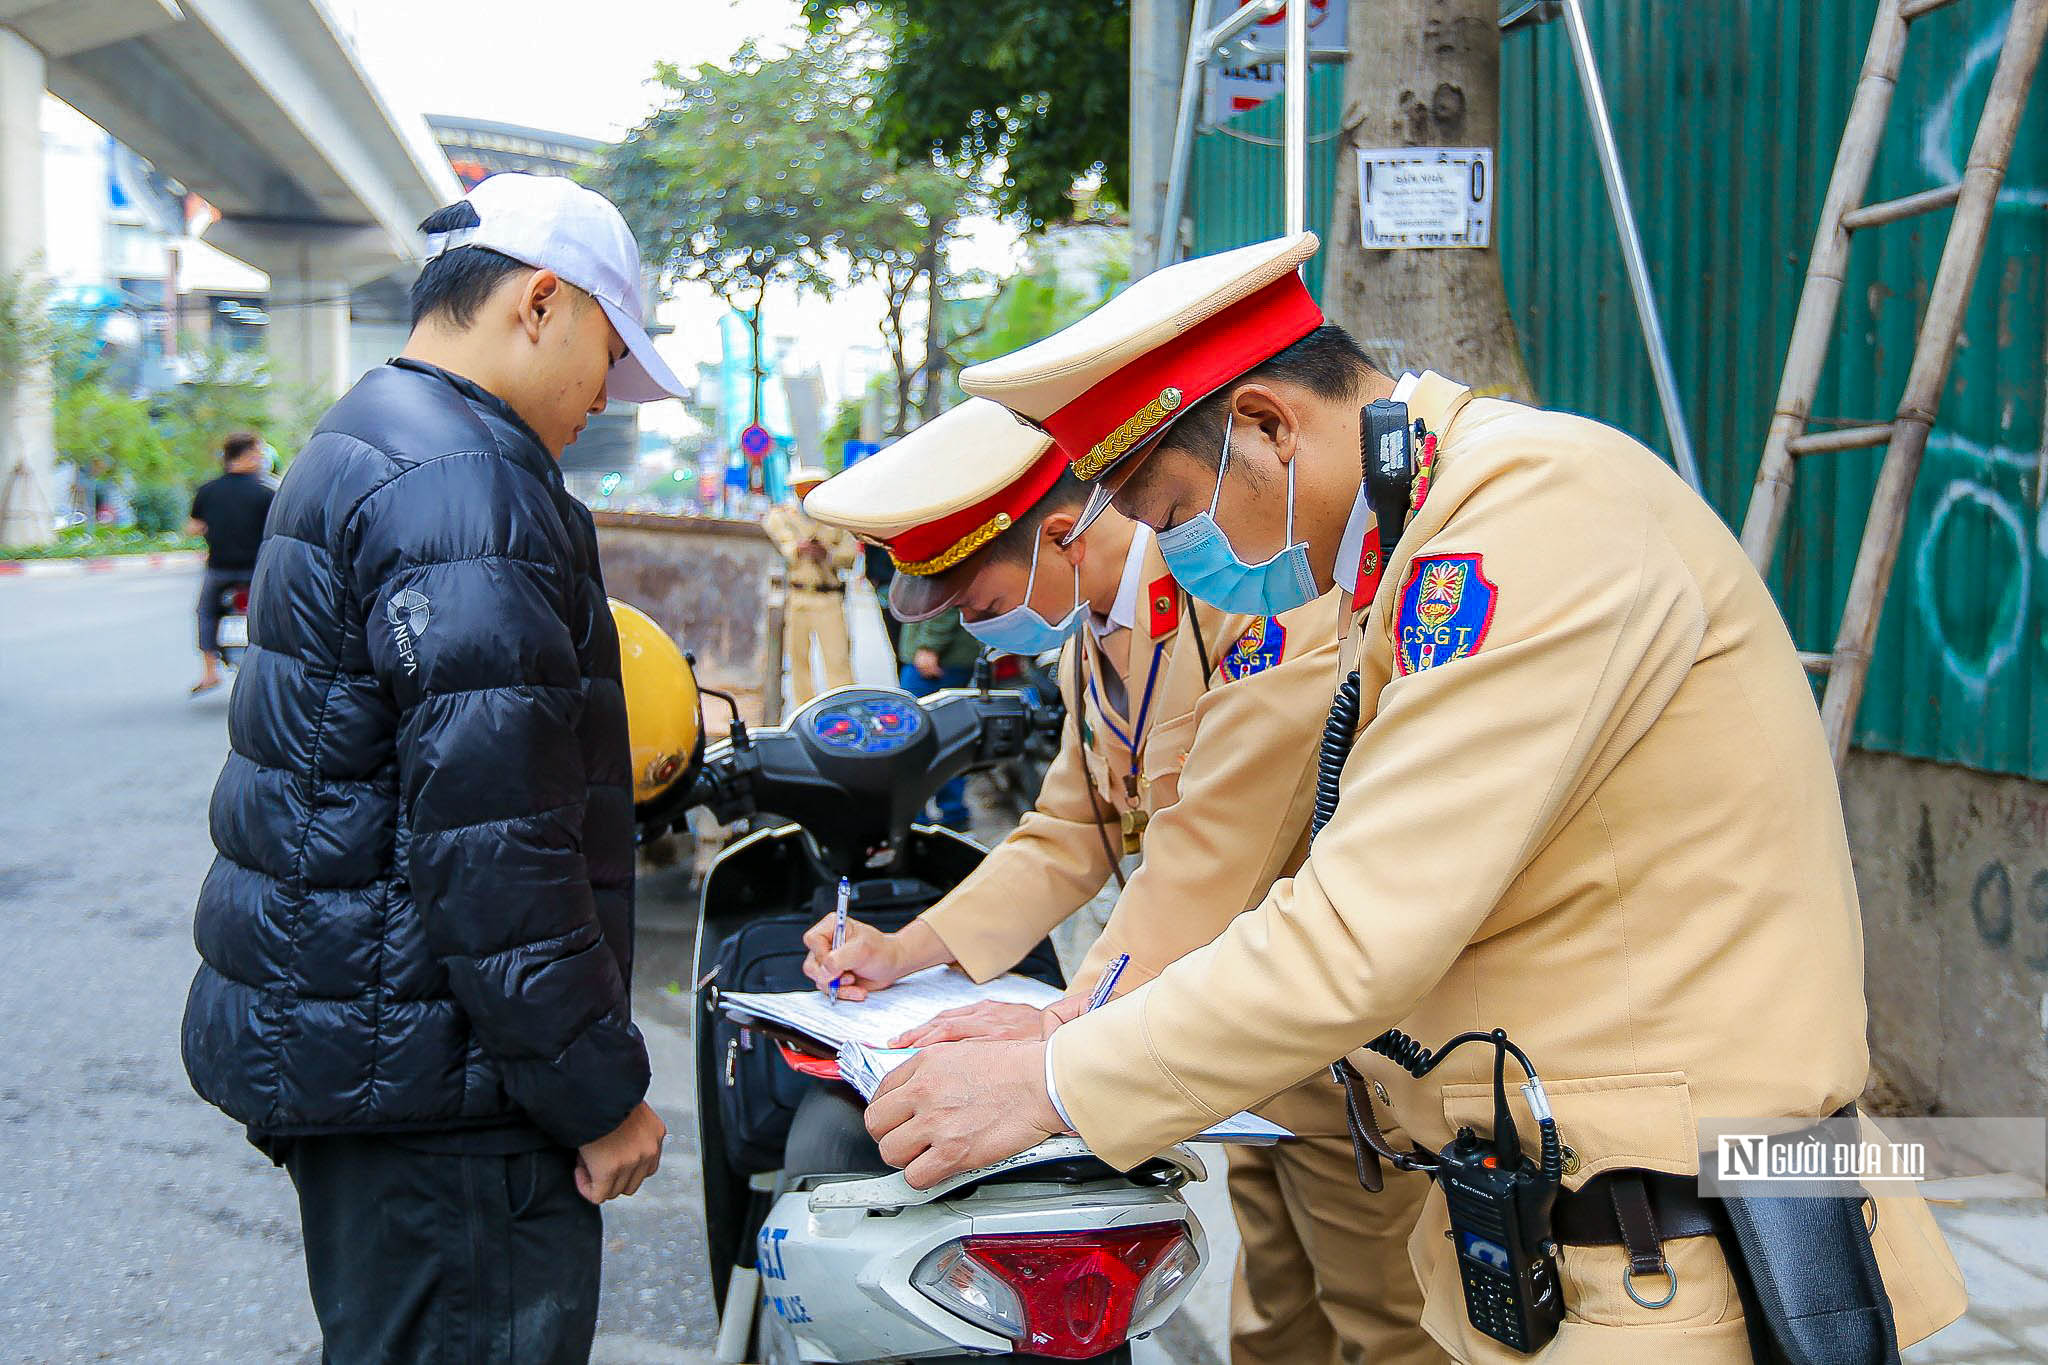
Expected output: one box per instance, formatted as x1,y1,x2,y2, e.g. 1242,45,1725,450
827,877,850,1004
1085,953,1131,1013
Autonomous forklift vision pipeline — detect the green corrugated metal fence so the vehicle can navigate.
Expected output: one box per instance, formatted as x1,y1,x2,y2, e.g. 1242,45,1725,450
1188,1,2048,780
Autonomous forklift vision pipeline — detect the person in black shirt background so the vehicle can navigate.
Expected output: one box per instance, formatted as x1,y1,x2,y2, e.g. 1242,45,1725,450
185,431,275,694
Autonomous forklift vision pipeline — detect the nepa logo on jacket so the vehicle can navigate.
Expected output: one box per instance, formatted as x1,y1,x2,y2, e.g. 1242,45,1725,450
1395,554,1496,675
386,588,431,675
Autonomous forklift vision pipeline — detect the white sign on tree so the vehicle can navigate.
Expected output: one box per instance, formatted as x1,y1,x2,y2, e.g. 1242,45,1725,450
1357,147,1495,249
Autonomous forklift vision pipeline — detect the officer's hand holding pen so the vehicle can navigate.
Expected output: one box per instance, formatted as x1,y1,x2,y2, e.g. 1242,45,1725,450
800,915,951,1002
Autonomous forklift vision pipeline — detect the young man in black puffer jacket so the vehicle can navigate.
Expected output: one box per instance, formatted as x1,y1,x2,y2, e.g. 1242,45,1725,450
182,174,688,1363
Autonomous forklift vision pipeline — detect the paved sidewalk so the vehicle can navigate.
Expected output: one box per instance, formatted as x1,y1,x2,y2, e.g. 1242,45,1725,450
1909,1200,2048,1361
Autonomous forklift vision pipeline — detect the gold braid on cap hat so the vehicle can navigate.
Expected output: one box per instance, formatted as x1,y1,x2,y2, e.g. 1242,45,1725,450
889,512,1013,576
1073,387,1183,482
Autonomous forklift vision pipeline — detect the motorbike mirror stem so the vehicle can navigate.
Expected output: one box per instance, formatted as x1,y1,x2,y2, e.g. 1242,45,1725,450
695,677,750,751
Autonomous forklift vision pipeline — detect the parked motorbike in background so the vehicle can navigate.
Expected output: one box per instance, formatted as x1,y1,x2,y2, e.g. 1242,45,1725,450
213,579,251,671
634,663,1209,1365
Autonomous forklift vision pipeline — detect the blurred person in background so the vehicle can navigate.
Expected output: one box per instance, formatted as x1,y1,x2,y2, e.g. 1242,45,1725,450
185,431,274,694
181,174,685,1363
896,605,980,830
765,464,860,704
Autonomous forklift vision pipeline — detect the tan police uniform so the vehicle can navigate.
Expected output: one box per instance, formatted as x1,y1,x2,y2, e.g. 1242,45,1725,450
957,237,1969,1363
807,401,1442,1365
763,486,860,704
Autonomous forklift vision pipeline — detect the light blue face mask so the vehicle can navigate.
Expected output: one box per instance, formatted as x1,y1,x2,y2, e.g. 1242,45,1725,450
1154,411,1318,616
961,530,1087,655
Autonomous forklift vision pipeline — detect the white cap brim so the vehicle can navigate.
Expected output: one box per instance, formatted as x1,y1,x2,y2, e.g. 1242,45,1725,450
594,297,687,404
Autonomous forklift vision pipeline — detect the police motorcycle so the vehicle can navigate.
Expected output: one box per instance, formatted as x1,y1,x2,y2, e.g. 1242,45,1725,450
616,603,1210,1365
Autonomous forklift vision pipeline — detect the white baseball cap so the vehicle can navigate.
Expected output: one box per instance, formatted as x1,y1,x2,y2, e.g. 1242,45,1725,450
423,173,686,404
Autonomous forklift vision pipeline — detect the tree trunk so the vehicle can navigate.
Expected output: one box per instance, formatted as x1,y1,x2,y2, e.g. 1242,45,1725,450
916,230,946,421
1324,0,1534,399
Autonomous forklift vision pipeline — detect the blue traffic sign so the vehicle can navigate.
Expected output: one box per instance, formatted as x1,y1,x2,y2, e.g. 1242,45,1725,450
740,424,772,457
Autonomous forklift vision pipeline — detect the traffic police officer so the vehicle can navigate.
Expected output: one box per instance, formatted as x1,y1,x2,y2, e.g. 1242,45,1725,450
798,397,1442,1365
862,235,1969,1360
763,464,860,703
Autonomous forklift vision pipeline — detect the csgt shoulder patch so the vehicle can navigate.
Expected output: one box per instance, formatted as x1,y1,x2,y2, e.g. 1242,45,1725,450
1396,554,1498,676
1221,616,1287,681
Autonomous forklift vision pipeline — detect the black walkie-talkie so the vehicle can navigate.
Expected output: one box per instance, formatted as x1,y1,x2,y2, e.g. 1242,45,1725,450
1360,397,1418,548
1434,1052,1565,1354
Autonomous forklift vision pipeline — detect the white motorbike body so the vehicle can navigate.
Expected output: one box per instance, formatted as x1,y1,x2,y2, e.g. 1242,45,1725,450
745,1138,1209,1363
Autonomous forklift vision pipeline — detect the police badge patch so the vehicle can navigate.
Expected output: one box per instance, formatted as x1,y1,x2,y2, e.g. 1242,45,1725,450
1395,554,1497,676
1221,616,1287,680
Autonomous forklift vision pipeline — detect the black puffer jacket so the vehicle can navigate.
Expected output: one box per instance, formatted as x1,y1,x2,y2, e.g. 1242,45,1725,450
182,358,649,1149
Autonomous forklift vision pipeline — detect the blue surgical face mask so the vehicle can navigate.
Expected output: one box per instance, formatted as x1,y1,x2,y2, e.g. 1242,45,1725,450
1154,411,1318,615
962,531,1087,655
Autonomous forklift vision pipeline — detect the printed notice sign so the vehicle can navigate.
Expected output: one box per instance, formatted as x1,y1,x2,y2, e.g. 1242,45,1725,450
1358,148,1494,249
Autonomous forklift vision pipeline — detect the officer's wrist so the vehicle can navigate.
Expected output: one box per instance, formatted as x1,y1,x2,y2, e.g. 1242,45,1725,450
890,918,954,978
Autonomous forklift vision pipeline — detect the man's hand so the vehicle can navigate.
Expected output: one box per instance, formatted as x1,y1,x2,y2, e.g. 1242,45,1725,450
576,1101,666,1204
865,1039,1063,1188
802,915,949,1002
891,1000,1058,1047
913,647,943,680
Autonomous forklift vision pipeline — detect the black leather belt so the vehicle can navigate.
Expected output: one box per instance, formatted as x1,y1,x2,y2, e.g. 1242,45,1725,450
1554,1168,1722,1247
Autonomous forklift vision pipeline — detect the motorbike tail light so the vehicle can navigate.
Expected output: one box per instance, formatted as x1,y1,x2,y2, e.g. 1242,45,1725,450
230,588,250,612
912,1223,1194,1359
991,654,1024,683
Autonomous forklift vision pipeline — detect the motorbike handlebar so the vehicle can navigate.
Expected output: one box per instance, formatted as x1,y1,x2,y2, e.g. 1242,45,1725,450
642,685,1060,849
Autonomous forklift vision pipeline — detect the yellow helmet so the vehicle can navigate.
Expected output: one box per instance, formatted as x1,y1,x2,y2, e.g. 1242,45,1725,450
610,598,704,810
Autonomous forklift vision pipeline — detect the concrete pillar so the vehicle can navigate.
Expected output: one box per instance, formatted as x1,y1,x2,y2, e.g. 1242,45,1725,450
263,266,352,403
206,221,393,411
0,27,55,547
1129,0,1193,280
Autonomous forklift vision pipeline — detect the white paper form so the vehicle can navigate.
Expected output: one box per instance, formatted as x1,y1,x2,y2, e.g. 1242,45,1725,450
833,1039,1291,1144
720,965,1063,1051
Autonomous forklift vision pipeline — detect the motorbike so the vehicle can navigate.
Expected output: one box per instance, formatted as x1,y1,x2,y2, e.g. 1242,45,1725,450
640,679,1210,1364
213,579,252,670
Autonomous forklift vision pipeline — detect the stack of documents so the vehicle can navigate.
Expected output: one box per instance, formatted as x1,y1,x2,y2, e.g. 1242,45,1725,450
720,965,1063,1050
718,966,1292,1145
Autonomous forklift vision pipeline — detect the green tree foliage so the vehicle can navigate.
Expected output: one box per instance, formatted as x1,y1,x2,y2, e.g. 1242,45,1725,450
594,27,989,433
54,382,170,487
151,346,321,485
802,0,1128,226
0,265,61,384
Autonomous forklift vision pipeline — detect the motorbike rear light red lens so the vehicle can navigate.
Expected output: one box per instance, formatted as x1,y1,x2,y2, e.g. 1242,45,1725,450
917,1223,1193,1359
991,655,1024,683
230,589,250,611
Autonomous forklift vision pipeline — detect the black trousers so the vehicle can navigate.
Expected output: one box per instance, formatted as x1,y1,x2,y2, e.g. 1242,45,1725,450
282,1135,601,1364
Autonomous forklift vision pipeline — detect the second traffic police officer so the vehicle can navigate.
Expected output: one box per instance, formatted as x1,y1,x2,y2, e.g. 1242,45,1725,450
764,464,861,704
798,397,1442,1365
861,235,1968,1361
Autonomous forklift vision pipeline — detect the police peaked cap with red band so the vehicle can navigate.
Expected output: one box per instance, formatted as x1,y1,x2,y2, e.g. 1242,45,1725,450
801,398,1069,621
959,233,1324,483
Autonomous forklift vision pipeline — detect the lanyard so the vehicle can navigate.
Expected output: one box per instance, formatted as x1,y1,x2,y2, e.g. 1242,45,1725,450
1087,637,1167,783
